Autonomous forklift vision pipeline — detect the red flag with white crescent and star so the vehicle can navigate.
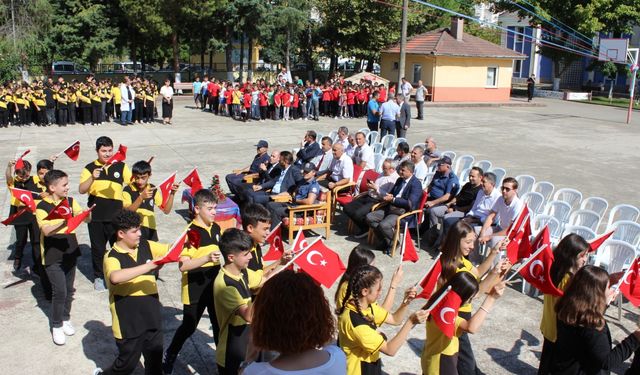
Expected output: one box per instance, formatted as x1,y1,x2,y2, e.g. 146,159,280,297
64,205,95,234
291,230,310,253
431,290,462,338
588,230,615,253
62,140,81,161
158,172,177,209
518,244,563,297
416,255,442,300
44,198,73,220
505,216,532,263
183,168,203,194
105,144,127,165
11,187,37,212
1,207,29,225
619,258,640,307
263,223,285,261
293,240,345,288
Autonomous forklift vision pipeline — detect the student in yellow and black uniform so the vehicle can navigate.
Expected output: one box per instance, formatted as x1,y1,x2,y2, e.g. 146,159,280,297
337,265,427,375
0,87,8,127
68,81,78,125
111,81,121,120
143,83,155,123
35,169,89,346
123,160,178,241
54,84,69,127
5,159,45,272
133,81,144,124
163,189,222,374
14,86,30,125
213,229,263,375
77,83,92,125
79,136,132,291
104,79,114,122
90,82,102,125
537,234,589,375
32,86,47,126
100,81,110,123
94,209,167,375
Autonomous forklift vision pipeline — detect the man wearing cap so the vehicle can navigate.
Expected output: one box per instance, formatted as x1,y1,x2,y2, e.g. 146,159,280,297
422,155,460,240
295,130,322,166
226,140,270,197
266,162,320,229
240,151,302,206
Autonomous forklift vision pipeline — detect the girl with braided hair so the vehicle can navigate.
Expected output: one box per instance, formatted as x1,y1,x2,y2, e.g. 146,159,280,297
337,265,428,375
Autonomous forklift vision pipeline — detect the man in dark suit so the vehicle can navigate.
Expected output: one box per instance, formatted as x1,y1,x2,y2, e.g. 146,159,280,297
226,140,270,196
294,130,323,166
240,151,303,206
366,160,423,253
395,94,411,138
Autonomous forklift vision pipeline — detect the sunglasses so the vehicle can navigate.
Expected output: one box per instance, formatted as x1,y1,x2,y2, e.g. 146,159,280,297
501,186,513,192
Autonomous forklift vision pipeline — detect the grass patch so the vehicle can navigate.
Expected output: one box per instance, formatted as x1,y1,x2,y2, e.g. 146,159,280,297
584,96,640,109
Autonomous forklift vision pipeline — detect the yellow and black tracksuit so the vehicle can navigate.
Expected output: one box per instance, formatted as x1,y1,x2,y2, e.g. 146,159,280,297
112,86,121,119
103,240,167,374
165,220,222,358
144,88,154,123
55,90,69,126
90,87,102,124
133,88,144,123
422,316,464,375
33,91,47,125
8,175,44,267
0,92,8,127
77,87,92,124
338,300,389,375
122,183,163,241
213,267,261,375
35,196,82,327
80,160,131,280
68,90,77,124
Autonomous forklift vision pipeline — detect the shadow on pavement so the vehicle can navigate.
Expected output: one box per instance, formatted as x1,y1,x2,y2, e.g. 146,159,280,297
485,329,539,374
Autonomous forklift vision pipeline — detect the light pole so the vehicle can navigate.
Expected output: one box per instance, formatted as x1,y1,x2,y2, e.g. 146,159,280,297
397,0,409,93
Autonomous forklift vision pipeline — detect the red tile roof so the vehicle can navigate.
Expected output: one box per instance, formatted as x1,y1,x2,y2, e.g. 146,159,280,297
384,28,526,59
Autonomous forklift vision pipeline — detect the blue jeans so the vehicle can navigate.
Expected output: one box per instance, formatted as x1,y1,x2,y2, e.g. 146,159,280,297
121,110,132,124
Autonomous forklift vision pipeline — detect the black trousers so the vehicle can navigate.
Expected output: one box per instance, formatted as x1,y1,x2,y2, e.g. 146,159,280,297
81,106,91,124
88,221,115,279
144,103,154,122
103,329,163,375
57,108,68,126
45,254,76,327
344,196,377,233
68,103,76,124
538,338,554,375
134,100,144,122
14,221,40,261
458,310,482,375
0,109,7,126
166,280,220,356
36,109,47,125
91,101,101,124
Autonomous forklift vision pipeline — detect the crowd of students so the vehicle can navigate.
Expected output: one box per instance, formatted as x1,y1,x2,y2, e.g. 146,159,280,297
0,75,172,127
6,133,640,375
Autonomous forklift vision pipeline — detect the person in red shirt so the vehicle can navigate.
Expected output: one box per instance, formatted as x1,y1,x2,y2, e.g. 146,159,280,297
378,84,387,103
332,85,341,118
209,79,220,115
225,84,233,118
281,89,291,121
346,87,356,118
321,84,331,117
273,88,282,120
292,90,300,120
243,90,251,122
259,88,268,121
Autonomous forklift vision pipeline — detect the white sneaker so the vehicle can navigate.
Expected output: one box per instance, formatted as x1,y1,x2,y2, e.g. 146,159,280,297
93,368,103,375
62,321,75,336
52,327,66,345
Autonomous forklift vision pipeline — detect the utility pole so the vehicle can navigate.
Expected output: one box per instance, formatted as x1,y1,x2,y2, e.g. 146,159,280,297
397,0,409,93
11,0,17,50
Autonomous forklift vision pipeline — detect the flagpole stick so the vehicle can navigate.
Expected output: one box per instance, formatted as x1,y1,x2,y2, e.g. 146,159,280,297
414,253,442,288
399,223,407,266
505,244,549,283
267,237,323,279
607,256,638,305
422,285,452,311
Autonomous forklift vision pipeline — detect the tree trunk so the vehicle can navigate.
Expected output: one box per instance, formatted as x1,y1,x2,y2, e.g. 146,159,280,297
225,26,234,81
239,31,245,82
247,37,254,82
285,27,291,73
171,31,179,73
366,57,374,72
329,53,338,77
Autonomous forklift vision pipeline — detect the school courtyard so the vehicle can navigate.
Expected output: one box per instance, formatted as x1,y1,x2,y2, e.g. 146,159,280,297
0,97,639,374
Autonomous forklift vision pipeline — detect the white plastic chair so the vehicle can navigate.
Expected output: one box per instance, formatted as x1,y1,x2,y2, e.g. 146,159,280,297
422,172,435,189
553,188,583,210
453,154,473,176
516,175,536,195
606,204,640,230
568,209,601,232
366,131,379,145
459,168,471,183
532,214,562,243
412,142,426,151
594,240,638,320
327,130,338,143
533,181,555,204
545,200,573,225
358,127,370,137
380,134,396,152
392,137,407,148
371,142,383,154
580,197,609,218
490,168,507,187
441,151,457,164
474,160,492,173
610,220,640,248
374,153,385,173
384,147,397,157
563,225,597,241
521,192,545,216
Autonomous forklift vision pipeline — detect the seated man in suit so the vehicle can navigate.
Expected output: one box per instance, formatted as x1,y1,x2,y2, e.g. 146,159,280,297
239,151,302,206
366,160,423,253
311,136,333,174
266,162,321,229
233,151,281,201
225,139,270,196
294,130,323,166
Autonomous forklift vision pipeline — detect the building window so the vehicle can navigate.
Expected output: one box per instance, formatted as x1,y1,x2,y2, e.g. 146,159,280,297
515,26,524,43
393,62,399,70
486,67,498,87
513,60,522,76
413,64,422,83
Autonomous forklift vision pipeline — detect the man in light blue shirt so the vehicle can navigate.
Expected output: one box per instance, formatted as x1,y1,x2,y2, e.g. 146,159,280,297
379,96,400,138
192,77,202,109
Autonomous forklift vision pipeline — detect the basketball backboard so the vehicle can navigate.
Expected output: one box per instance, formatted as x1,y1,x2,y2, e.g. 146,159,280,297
598,38,629,63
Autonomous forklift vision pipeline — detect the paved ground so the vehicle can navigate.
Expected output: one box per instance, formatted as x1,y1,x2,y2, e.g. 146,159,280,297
0,97,639,374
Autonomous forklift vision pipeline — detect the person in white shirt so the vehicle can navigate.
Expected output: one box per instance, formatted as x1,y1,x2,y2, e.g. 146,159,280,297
312,136,334,174
336,126,349,149
159,78,174,124
378,96,400,138
119,76,134,125
400,77,413,98
410,145,428,181
317,143,353,191
352,132,375,170
344,133,357,158
478,176,523,248
414,80,428,120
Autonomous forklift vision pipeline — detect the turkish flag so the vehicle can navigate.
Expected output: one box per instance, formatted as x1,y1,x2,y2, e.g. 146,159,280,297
506,205,530,240
62,140,81,161
65,205,94,234
158,172,177,209
589,230,615,253
530,226,551,257
44,198,73,220
518,244,563,297
14,149,31,170
154,231,189,265
291,230,310,253
431,290,462,338
106,144,127,165
401,225,419,263
263,223,285,261
186,227,201,249
11,187,37,212
619,258,640,307
416,255,442,300
1,208,29,225
183,168,203,194
293,240,346,288
505,216,532,263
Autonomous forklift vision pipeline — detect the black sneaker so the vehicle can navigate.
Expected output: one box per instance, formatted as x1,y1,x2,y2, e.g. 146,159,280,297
162,351,177,374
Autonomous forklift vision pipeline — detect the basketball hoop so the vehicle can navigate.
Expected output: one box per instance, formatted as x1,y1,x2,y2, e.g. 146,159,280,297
598,38,629,64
